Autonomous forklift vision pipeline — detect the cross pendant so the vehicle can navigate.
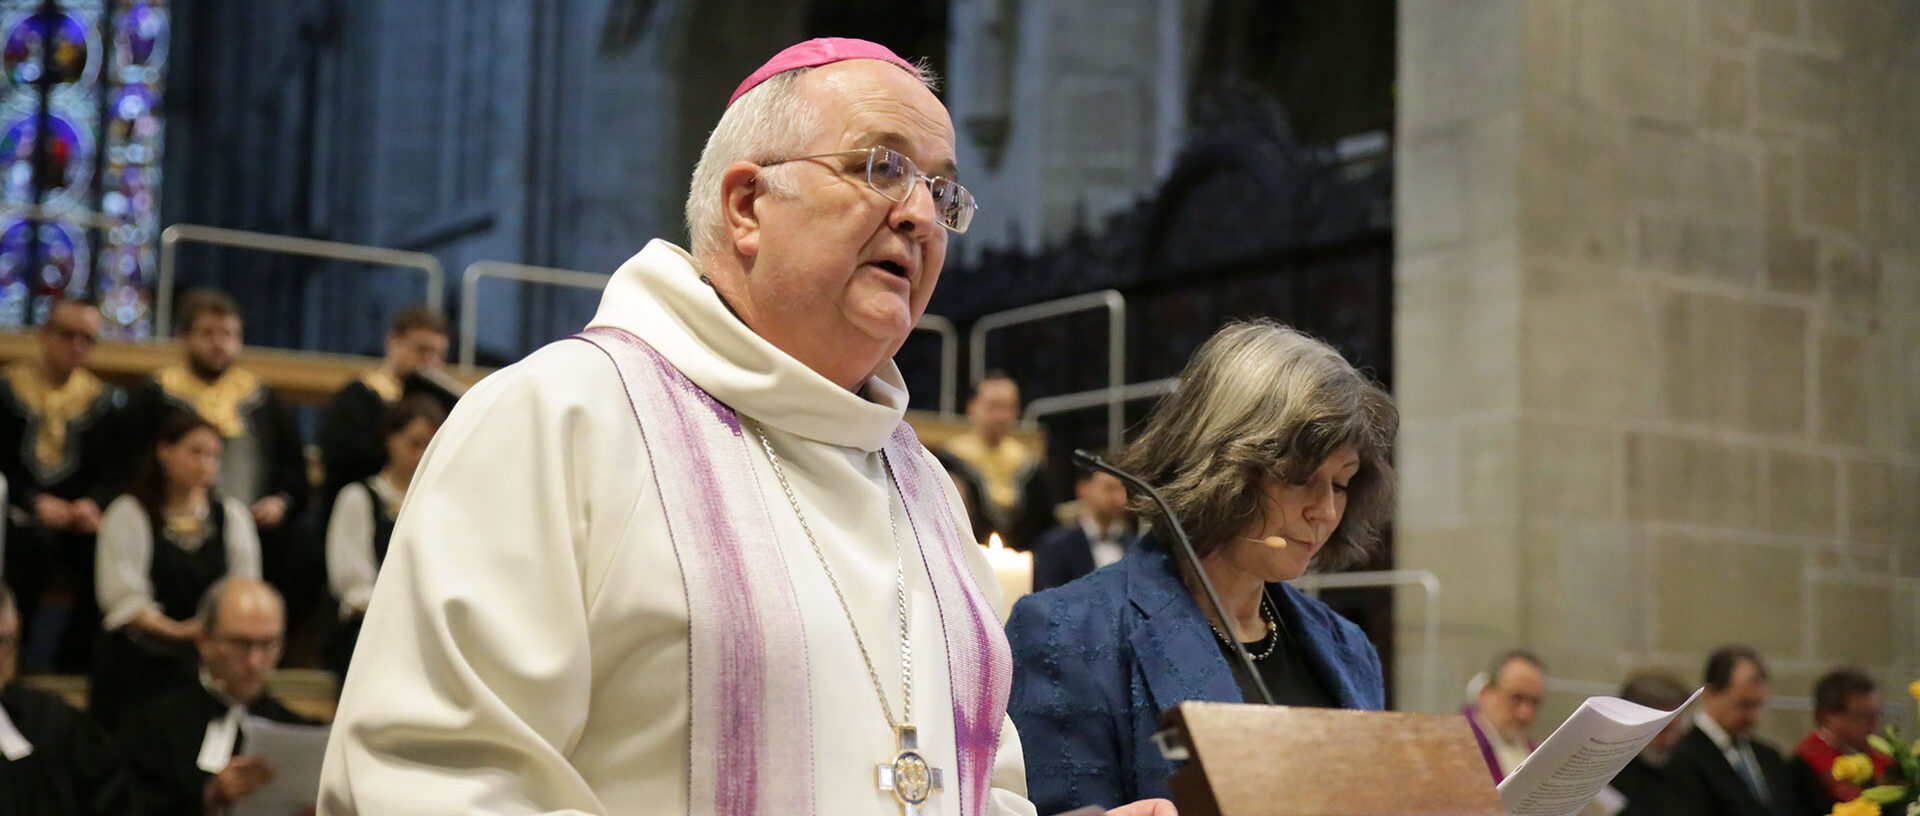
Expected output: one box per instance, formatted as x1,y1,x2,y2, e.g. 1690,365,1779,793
876,724,944,816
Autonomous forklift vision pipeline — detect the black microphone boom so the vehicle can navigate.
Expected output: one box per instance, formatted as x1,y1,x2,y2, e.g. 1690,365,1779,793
1071,449,1276,706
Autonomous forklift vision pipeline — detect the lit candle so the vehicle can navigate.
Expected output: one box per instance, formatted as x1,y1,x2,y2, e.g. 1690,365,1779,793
981,533,1032,621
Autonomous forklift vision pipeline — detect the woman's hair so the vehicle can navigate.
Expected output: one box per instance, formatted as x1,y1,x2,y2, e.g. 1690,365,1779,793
129,409,223,521
383,394,447,438
1114,320,1397,571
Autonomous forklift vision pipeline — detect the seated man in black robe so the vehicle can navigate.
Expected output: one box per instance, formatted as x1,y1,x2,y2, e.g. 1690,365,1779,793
0,581,137,816
116,576,314,816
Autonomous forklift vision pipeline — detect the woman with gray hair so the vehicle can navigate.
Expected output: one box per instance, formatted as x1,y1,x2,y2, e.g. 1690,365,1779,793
1005,319,1397,813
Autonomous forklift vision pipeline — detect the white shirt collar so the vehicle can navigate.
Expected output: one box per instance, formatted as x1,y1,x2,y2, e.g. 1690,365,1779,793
0,696,31,761
1693,710,1739,752
1078,516,1130,543
586,240,909,452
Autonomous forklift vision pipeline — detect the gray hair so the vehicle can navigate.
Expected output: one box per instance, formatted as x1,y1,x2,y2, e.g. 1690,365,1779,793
1486,649,1546,687
196,576,285,636
1115,319,1397,570
683,59,938,258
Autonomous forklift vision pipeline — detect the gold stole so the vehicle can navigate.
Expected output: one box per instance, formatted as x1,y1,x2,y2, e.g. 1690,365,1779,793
941,432,1036,512
359,369,403,403
3,362,104,468
155,365,263,438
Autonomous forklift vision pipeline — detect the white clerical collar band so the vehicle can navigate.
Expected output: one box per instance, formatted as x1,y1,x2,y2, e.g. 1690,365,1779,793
0,703,31,761
196,703,248,773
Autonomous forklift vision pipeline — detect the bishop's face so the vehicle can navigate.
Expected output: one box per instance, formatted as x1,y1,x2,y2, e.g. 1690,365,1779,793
731,59,956,390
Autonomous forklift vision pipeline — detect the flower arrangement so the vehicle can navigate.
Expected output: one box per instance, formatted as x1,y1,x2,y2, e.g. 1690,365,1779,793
1827,681,1920,816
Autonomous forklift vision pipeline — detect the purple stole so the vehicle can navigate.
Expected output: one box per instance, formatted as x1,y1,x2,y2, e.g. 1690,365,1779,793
576,327,1012,816
1461,704,1535,784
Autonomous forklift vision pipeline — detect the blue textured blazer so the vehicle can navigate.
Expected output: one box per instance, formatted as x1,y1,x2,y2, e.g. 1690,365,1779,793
1005,539,1385,814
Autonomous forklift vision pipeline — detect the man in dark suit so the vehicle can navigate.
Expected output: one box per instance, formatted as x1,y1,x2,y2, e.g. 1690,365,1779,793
1668,645,1824,816
1031,468,1134,592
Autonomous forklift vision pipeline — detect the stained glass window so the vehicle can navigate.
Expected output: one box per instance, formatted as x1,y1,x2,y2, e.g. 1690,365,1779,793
0,0,163,335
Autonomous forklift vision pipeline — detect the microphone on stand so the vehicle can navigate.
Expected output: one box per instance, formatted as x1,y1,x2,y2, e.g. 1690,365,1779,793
1072,449,1276,706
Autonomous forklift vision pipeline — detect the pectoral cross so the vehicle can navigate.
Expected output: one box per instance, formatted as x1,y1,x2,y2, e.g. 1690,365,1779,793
876,724,943,816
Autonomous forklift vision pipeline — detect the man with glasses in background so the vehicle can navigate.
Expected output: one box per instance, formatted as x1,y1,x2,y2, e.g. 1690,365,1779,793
0,297,124,673
321,37,1169,816
115,577,314,816
1795,667,1889,806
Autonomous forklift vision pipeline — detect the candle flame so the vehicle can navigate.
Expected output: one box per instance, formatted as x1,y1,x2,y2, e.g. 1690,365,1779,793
987,532,1005,551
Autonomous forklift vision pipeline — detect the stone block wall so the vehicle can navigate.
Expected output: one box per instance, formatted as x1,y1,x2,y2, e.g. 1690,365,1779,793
1397,0,1920,747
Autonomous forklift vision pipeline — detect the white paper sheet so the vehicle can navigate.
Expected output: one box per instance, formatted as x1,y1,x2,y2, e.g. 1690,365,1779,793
1496,688,1703,816
233,717,330,816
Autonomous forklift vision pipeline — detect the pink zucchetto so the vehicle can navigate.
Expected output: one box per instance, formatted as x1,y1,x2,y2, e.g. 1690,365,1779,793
727,37,919,108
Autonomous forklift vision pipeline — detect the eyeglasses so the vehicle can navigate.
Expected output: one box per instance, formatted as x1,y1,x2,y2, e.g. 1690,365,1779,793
761,146,976,234
214,635,283,657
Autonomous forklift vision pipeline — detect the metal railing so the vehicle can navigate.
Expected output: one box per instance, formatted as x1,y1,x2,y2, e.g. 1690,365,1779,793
1022,377,1180,443
458,261,610,369
1290,569,1444,712
970,290,1127,448
914,314,959,417
157,224,444,338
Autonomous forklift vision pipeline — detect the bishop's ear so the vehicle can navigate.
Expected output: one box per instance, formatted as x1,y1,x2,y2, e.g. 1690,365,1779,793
721,161,764,258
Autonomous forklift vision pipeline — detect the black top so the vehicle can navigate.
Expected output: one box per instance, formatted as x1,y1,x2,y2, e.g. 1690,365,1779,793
114,681,313,816
1213,606,1339,707
368,478,399,566
1613,754,1688,816
148,496,231,621
318,380,389,506
0,683,137,816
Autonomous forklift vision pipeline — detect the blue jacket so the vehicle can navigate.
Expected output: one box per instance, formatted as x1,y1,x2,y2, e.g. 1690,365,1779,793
1005,539,1385,814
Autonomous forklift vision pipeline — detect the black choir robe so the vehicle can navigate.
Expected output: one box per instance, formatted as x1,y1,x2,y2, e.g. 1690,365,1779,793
0,363,127,512
115,680,313,816
0,683,137,816
317,370,458,511
0,363,126,670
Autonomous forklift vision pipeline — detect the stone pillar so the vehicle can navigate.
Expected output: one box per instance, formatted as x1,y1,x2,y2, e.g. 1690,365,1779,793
1396,0,1920,746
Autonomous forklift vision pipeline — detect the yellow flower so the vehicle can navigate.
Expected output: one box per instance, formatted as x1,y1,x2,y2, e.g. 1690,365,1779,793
1908,678,1920,703
1833,754,1875,785
1831,798,1880,816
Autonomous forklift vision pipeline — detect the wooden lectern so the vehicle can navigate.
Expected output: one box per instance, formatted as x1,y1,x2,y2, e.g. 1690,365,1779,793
1156,702,1508,816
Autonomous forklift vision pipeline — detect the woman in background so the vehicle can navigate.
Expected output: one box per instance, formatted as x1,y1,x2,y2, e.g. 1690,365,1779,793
92,410,261,726
325,395,444,686
1006,319,1398,813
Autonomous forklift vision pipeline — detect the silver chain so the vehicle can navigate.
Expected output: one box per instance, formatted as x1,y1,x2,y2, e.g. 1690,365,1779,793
752,423,912,729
